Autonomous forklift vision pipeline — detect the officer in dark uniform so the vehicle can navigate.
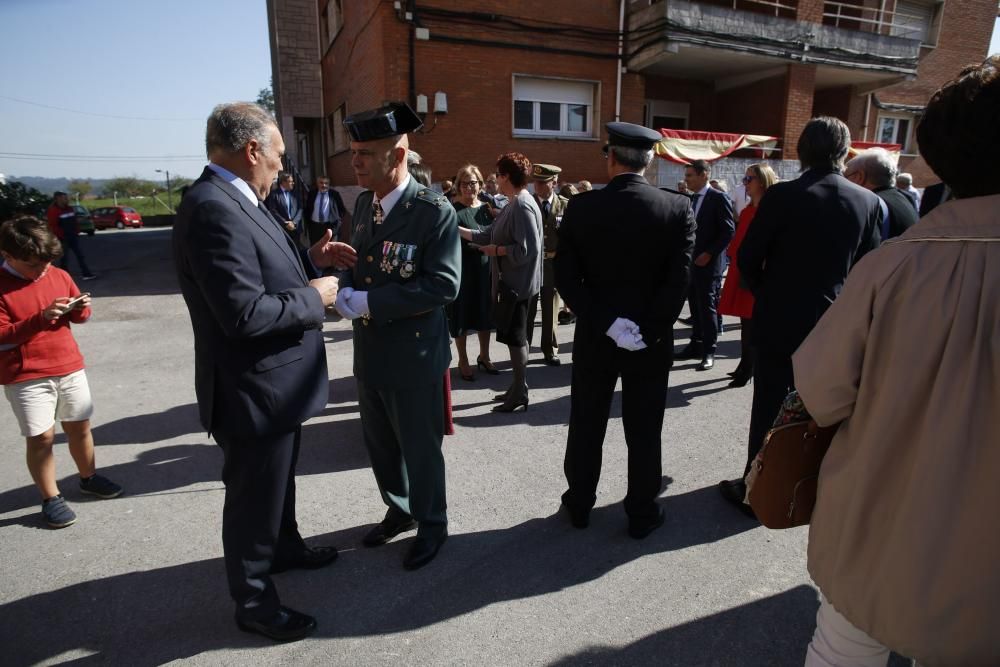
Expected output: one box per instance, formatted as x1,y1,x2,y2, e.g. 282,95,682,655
527,163,568,365
555,122,696,539
336,102,461,570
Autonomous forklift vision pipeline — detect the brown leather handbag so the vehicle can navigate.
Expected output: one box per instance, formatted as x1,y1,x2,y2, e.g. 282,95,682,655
746,419,837,529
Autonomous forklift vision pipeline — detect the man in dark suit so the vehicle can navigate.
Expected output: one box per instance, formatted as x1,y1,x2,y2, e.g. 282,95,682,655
335,102,461,571
678,159,735,371
265,172,303,244
304,176,351,245
844,147,918,239
720,116,882,515
527,163,569,366
173,102,357,641
555,122,696,538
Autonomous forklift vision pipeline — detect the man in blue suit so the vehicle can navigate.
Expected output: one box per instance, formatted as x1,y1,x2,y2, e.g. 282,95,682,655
678,159,735,371
173,102,357,641
265,172,304,245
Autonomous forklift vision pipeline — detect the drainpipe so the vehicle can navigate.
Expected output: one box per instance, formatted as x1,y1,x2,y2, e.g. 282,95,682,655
615,0,625,122
863,93,872,141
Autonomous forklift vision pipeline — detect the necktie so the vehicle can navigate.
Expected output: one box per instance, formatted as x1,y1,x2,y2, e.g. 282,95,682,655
320,193,330,222
373,198,384,225
543,200,551,218
691,193,701,217
284,190,292,216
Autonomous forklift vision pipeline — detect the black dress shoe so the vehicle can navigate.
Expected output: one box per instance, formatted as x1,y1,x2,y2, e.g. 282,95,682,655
543,355,561,366
696,353,715,371
558,311,576,325
678,316,694,326
403,532,447,570
362,514,417,547
719,479,756,518
628,507,665,539
236,606,316,642
677,343,703,360
561,502,590,529
271,545,339,574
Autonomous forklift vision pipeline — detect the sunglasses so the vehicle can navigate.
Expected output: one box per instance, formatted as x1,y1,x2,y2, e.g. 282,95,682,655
742,175,755,185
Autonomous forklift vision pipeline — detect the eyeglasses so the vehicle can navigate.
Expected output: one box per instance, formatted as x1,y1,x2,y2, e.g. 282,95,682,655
742,175,755,185
459,180,480,188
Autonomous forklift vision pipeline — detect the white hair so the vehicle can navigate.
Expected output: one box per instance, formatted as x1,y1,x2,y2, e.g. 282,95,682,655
846,147,897,188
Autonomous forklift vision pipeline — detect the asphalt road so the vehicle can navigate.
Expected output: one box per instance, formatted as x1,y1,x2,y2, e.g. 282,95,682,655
0,227,834,666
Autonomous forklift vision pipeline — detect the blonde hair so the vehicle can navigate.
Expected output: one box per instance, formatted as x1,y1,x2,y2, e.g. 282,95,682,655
455,164,484,188
747,163,778,190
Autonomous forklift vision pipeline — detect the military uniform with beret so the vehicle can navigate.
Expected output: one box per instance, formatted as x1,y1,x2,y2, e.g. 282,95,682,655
341,103,461,545
555,122,695,533
527,163,568,364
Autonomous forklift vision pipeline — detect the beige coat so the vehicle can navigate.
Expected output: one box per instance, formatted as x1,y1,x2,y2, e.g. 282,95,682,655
792,194,1000,666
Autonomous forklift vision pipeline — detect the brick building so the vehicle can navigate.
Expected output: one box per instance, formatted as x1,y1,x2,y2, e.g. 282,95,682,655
267,0,996,191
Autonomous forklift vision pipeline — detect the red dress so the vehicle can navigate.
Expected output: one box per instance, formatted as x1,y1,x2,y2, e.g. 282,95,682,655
718,204,756,319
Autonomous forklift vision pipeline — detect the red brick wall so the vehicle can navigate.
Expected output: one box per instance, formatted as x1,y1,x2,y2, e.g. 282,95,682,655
644,76,716,130
781,64,817,160
716,75,786,136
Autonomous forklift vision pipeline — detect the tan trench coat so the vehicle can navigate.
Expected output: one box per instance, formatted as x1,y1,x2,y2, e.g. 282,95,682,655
792,194,1000,666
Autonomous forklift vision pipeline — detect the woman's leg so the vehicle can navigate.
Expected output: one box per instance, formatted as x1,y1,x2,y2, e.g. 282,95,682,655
477,330,492,364
455,335,472,377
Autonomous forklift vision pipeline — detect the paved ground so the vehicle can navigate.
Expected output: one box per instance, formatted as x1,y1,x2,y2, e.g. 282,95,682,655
1,228,824,666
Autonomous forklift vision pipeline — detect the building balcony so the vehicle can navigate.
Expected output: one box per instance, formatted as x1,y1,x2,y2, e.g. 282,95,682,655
628,0,922,90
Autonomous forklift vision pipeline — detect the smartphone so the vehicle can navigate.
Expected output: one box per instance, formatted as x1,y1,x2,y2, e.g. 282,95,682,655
64,293,90,310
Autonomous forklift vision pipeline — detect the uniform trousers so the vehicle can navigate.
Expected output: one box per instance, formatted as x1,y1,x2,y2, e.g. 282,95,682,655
215,427,306,621
744,350,794,476
527,282,560,358
562,360,668,521
689,265,722,352
357,378,448,538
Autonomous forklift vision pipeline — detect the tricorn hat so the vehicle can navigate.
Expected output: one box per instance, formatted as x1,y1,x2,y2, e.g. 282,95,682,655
343,102,423,142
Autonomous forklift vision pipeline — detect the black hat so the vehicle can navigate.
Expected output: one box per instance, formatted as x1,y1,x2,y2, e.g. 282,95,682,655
343,102,423,142
603,121,663,152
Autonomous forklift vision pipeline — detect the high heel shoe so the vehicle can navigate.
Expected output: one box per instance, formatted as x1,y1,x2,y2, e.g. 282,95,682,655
492,396,529,413
477,357,500,375
728,370,753,388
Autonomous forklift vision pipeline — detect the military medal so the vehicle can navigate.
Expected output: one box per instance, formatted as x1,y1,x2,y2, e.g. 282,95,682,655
400,261,414,278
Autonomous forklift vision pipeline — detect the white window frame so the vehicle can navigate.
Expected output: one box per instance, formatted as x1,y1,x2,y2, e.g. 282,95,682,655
876,113,915,155
327,104,348,156
889,0,944,47
512,75,598,139
321,0,344,47
645,100,689,130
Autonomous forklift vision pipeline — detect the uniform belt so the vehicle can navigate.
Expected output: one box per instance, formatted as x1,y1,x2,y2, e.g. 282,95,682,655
544,251,557,259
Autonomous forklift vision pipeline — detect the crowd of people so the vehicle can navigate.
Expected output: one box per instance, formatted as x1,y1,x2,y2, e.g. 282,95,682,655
2,57,997,663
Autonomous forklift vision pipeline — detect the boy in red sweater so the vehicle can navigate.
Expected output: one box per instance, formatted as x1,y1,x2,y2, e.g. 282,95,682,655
0,216,122,528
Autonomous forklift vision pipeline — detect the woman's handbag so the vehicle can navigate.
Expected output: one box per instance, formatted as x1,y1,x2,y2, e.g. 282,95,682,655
492,278,519,333
746,391,838,529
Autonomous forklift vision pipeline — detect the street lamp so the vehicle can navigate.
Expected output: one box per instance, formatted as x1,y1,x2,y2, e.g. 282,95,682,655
155,169,173,213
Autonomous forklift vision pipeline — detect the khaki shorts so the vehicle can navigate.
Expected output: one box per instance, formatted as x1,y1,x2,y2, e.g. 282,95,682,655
3,369,94,437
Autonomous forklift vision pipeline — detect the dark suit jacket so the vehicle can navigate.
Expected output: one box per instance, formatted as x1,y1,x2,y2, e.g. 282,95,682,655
265,187,303,235
692,187,735,275
304,187,346,225
738,168,882,357
343,178,461,390
173,167,328,438
876,186,918,239
555,173,696,372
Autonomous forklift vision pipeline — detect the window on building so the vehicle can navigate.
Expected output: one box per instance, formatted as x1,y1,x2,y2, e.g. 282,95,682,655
327,104,348,156
512,76,597,138
876,114,914,153
889,0,942,45
645,100,689,130
321,0,344,47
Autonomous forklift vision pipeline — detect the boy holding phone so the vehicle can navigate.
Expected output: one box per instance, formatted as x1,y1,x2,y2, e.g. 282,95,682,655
0,216,122,528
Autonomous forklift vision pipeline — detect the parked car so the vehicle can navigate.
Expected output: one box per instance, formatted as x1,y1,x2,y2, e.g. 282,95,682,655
92,206,144,230
73,205,95,235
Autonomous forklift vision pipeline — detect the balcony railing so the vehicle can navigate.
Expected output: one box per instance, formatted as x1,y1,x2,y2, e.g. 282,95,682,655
822,1,932,42
697,0,798,19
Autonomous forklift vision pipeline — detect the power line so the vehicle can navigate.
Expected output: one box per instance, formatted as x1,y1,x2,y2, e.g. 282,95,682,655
0,94,203,122
1,151,202,159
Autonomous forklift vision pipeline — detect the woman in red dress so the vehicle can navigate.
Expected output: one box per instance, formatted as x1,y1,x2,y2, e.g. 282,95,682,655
718,163,778,387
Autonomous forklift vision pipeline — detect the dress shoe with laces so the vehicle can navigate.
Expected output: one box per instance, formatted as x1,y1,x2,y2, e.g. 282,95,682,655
696,353,715,371
628,507,665,539
403,532,447,570
270,545,339,574
236,606,316,642
362,513,417,547
719,479,757,518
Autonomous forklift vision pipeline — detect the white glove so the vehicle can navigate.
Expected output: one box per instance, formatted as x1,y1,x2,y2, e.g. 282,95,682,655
606,317,647,351
334,287,361,320
606,317,635,341
347,290,370,317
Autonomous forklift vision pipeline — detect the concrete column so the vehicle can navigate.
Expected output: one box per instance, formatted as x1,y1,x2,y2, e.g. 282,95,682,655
781,63,817,161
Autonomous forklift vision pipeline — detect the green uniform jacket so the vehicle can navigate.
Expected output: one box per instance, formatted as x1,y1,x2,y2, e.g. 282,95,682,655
344,179,461,390
537,193,569,286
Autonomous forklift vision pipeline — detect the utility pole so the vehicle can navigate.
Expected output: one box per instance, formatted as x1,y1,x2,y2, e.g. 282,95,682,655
156,169,173,212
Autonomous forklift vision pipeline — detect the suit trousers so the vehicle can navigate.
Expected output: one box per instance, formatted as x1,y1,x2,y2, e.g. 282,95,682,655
215,427,306,620
57,232,94,277
527,282,560,358
689,266,721,352
357,378,448,537
562,360,668,520
743,350,795,476
307,219,341,246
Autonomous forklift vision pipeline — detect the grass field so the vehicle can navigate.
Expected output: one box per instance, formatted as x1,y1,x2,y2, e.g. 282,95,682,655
77,196,175,217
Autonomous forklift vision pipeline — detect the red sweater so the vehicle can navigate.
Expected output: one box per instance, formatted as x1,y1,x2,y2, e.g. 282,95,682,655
0,265,90,385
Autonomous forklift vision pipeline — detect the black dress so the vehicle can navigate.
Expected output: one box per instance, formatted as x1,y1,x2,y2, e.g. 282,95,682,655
449,203,494,337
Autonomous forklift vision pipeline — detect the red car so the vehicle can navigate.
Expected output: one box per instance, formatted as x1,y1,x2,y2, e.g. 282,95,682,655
92,206,143,230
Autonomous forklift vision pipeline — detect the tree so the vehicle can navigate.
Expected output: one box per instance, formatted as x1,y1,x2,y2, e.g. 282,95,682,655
102,176,156,198
256,77,275,117
0,181,51,220
67,179,92,198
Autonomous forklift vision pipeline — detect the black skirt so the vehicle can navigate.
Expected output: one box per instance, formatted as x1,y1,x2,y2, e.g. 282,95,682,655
496,298,531,347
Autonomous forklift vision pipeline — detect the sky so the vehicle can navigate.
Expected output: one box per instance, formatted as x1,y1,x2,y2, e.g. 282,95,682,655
0,4,998,183
0,0,272,182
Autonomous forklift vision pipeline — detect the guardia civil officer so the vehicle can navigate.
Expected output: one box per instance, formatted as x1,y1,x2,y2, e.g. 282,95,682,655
526,164,568,366
335,103,461,570
554,122,696,538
